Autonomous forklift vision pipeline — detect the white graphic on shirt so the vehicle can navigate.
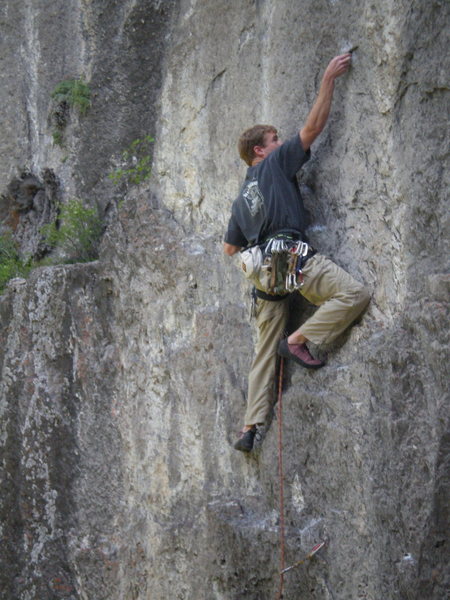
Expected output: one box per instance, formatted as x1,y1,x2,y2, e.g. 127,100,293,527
243,180,264,217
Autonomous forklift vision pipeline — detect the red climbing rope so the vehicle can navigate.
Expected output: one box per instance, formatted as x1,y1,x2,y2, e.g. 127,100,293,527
275,357,326,599
276,357,285,600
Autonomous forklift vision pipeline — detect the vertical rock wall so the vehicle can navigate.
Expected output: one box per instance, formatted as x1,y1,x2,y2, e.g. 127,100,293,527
0,1,448,599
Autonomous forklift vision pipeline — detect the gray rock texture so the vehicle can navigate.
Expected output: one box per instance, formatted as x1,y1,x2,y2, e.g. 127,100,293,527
0,1,449,599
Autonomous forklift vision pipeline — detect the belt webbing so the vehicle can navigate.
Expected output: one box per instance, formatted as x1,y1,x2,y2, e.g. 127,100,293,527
254,288,291,302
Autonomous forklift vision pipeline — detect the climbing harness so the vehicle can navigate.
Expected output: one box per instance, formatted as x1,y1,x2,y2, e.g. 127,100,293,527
250,287,290,318
263,237,309,295
275,356,325,599
242,235,316,297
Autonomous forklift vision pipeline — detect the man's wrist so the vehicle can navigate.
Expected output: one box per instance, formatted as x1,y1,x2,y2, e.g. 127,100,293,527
321,71,336,87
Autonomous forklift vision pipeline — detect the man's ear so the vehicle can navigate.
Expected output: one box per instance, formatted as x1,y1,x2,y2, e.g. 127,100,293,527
253,145,265,158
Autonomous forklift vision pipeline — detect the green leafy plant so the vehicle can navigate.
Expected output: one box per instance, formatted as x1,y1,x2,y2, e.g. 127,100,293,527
41,198,103,262
50,78,91,146
51,79,91,115
52,130,64,146
0,232,31,293
0,198,103,294
109,135,154,185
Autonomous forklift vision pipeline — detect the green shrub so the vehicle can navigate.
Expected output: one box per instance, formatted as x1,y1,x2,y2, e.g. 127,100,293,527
51,79,91,115
0,233,31,292
50,79,91,146
0,198,103,294
109,135,154,185
52,130,64,147
41,198,103,262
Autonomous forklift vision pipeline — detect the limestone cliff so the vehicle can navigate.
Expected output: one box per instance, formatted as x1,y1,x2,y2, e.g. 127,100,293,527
0,1,448,599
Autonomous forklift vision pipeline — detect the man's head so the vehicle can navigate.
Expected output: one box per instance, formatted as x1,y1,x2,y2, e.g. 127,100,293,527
238,124,282,166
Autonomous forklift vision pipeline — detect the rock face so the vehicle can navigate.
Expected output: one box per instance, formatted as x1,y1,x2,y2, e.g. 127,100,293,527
1,169,59,259
0,1,449,599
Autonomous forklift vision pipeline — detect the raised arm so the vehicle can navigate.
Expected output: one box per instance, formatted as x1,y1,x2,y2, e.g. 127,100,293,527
300,53,352,151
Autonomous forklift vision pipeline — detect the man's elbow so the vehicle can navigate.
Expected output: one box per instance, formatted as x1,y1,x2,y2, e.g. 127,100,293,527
300,126,322,151
223,242,240,256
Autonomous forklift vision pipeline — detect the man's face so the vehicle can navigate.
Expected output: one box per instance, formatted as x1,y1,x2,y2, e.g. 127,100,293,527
259,131,282,159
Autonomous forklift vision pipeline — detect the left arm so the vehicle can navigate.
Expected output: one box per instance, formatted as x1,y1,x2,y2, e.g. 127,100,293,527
223,242,241,256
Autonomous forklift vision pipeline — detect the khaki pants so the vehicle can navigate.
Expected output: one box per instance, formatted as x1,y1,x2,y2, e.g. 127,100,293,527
244,254,370,425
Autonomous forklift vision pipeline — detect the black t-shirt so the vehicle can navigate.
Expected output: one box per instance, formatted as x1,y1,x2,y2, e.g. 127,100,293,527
225,134,311,248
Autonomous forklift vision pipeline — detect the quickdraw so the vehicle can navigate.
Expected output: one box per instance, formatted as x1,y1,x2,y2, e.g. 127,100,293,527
285,241,308,292
263,237,310,295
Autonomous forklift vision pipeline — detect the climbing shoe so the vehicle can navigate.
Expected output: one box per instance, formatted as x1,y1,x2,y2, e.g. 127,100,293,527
278,338,325,369
234,427,256,452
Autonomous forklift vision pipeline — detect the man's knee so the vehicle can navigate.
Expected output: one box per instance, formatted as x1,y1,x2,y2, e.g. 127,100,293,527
353,285,371,312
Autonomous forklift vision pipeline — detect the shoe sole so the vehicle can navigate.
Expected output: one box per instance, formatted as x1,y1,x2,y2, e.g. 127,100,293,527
277,339,325,370
233,431,255,452
233,441,253,452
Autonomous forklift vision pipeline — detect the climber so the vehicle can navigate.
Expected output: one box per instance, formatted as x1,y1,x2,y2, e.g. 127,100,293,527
224,53,370,453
